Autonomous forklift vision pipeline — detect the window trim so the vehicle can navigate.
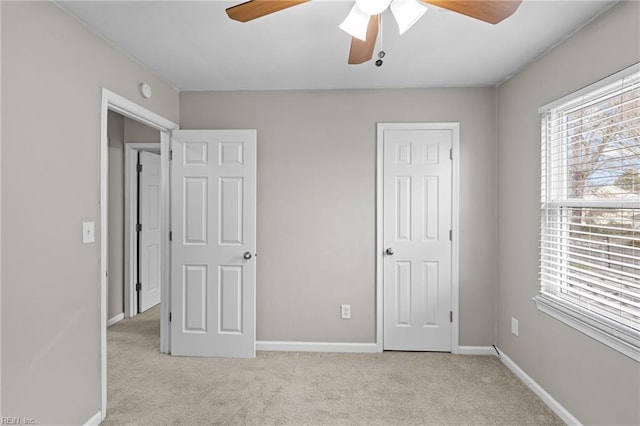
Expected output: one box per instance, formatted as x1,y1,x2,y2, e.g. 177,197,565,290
537,62,640,362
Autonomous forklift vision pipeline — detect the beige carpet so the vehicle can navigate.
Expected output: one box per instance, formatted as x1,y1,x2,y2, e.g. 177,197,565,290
104,306,562,425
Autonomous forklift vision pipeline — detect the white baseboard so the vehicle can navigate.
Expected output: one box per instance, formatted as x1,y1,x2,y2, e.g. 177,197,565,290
457,345,496,356
83,411,102,426
256,342,497,355
107,312,124,327
497,348,581,426
256,341,379,353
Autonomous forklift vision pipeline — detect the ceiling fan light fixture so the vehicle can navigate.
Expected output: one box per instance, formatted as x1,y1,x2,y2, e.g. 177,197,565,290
339,4,371,41
390,0,427,34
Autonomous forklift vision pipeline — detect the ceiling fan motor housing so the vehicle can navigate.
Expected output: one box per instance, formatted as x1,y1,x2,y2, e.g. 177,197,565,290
356,0,393,15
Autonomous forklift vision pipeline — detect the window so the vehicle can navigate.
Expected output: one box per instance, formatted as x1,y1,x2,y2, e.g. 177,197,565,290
537,64,640,361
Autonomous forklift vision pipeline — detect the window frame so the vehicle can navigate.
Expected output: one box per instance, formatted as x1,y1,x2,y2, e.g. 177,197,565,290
536,63,640,362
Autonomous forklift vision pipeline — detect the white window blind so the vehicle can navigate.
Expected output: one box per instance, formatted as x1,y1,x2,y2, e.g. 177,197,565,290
539,64,640,359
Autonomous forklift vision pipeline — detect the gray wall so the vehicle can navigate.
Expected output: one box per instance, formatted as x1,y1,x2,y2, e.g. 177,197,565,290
108,111,125,321
180,88,498,345
125,117,161,143
1,2,179,424
496,2,640,424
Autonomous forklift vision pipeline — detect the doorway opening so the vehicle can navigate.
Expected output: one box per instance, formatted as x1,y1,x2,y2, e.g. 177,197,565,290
100,89,178,422
107,112,162,324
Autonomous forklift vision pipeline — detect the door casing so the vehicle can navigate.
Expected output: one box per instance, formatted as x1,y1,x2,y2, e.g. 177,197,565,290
100,89,178,422
375,122,460,353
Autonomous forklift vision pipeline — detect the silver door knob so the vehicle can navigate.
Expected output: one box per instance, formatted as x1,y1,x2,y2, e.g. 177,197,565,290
243,252,252,260
386,248,394,256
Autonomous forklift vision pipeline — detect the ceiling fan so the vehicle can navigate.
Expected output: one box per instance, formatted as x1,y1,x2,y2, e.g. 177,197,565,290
226,0,523,65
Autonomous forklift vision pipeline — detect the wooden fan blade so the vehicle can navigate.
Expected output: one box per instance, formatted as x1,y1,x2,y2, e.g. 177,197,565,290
348,15,379,65
226,0,309,23
420,0,522,24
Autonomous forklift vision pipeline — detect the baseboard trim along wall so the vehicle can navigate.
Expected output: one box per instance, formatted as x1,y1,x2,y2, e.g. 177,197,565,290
457,346,496,356
83,411,102,426
256,341,379,353
255,343,498,355
107,313,124,327
497,348,582,426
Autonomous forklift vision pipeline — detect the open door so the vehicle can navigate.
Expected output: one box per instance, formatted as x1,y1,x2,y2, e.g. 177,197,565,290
139,151,161,312
170,130,256,358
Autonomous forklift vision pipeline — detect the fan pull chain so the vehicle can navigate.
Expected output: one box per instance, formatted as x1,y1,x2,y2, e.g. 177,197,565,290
376,13,385,67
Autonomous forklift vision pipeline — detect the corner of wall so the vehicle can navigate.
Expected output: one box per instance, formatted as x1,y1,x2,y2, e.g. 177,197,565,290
493,87,500,347
497,348,582,425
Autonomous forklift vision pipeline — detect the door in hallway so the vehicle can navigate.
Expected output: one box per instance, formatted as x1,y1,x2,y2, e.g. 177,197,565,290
382,127,453,351
170,130,257,358
139,151,162,312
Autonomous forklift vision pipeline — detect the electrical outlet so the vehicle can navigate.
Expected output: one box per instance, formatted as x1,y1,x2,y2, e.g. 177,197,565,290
511,317,519,336
341,304,351,319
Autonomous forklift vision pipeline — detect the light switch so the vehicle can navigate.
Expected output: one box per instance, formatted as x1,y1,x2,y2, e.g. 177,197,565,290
83,222,95,244
511,317,519,336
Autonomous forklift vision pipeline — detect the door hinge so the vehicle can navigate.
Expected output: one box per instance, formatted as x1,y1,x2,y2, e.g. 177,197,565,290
135,282,141,292
169,150,173,161
450,148,453,160
136,163,142,173
169,231,172,241
169,312,172,322
136,223,142,232
450,311,453,323
449,230,452,241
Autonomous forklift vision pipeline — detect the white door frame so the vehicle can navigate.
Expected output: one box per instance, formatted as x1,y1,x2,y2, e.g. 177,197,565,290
100,89,178,421
124,143,161,319
375,122,460,354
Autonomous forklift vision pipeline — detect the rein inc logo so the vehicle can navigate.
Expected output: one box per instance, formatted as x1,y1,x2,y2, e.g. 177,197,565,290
1,418,35,425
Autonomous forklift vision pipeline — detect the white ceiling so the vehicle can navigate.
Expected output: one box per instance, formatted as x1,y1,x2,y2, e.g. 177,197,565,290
57,0,616,91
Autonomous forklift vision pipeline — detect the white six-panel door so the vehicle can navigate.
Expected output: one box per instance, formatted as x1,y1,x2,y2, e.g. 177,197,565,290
382,128,453,351
139,151,161,312
170,130,256,358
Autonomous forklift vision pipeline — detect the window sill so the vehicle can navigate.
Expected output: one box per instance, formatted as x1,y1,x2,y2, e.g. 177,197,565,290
533,294,640,363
